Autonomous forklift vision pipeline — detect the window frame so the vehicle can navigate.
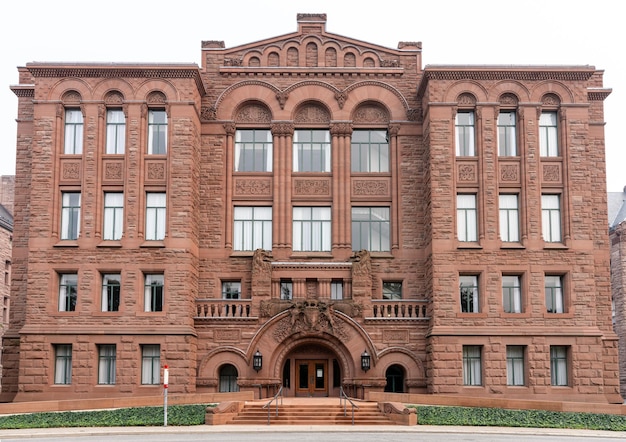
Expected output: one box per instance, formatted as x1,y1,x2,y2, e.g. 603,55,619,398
280,280,293,300
58,273,78,312
331,280,344,300
61,192,81,240
141,344,161,385
457,194,478,242
145,192,166,241
101,273,121,312
292,206,331,252
144,273,164,312
351,206,390,252
550,345,569,386
382,281,402,300
455,111,476,156
541,194,562,243
234,129,273,172
105,108,126,154
98,344,116,385
222,281,241,299
233,206,272,251
506,345,525,386
147,109,167,155
545,275,565,314
293,129,331,172
539,111,559,157
351,129,389,172
54,344,73,385
462,345,482,386
64,108,84,155
460,275,479,313
502,275,522,313
499,194,520,242
497,110,517,156
103,192,124,241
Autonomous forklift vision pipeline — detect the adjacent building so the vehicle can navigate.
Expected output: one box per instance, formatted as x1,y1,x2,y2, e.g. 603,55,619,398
1,13,621,403
609,186,626,398
0,199,13,388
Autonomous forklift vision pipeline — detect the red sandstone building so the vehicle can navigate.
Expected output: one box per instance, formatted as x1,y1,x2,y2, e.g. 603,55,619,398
1,14,621,403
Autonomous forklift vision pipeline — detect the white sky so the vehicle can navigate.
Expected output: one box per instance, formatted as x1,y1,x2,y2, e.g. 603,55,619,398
0,0,623,191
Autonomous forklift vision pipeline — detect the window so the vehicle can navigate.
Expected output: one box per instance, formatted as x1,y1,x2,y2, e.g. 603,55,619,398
64,109,83,154
541,195,561,242
382,282,402,300
457,194,477,242
499,194,519,242
540,112,558,156
235,129,272,172
148,110,167,154
545,275,564,313
222,281,241,299
498,111,517,156
233,206,272,251
61,192,81,240
219,364,239,392
293,130,331,172
98,344,116,385
331,281,343,300
106,109,125,154
351,130,389,172
141,344,160,385
352,207,390,252
460,275,479,313
59,273,78,312
462,345,482,386
293,207,331,251
502,275,522,313
280,280,293,300
455,111,475,156
550,345,568,386
54,344,72,385
506,346,525,386
145,192,166,241
144,274,164,312
103,193,124,240
101,274,121,312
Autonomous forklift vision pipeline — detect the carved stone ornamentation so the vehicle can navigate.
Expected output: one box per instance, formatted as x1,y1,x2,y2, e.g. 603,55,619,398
542,93,560,106
252,249,272,279
147,162,165,180
62,90,81,104
457,164,477,182
380,59,400,67
271,122,294,137
330,122,352,137
351,250,371,277
235,103,272,123
104,161,123,181
223,122,236,136
500,164,519,182
62,162,81,181
294,179,330,195
457,93,476,106
275,91,289,110
147,91,166,104
353,104,389,124
214,329,241,342
294,104,330,124
543,164,561,182
383,329,409,344
334,91,348,109
224,58,243,66
272,300,350,342
104,91,124,105
352,180,389,196
234,178,272,196
201,106,217,121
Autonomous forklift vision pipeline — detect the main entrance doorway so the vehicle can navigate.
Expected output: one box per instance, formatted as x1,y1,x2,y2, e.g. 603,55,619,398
296,359,328,396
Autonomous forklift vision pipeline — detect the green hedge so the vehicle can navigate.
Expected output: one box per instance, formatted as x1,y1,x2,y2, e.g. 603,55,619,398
414,405,626,431
0,404,212,429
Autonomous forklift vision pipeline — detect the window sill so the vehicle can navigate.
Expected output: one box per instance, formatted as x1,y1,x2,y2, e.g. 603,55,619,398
93,311,122,317
457,242,482,249
456,312,488,319
543,242,568,250
290,252,333,258
141,241,165,248
500,242,525,249
543,312,574,319
97,240,122,248
137,311,166,317
501,312,532,319
230,251,255,257
54,240,79,247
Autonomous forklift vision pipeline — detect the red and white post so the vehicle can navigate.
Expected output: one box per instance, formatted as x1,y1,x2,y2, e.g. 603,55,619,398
163,364,169,427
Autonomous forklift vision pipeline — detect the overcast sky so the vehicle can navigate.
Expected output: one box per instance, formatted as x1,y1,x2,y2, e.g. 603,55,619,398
0,0,623,191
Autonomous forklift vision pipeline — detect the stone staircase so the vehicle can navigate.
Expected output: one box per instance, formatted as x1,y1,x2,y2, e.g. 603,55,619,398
226,401,396,425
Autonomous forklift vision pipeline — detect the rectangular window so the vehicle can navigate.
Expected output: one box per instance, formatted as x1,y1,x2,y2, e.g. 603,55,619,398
106,109,125,154
460,275,479,313
293,130,331,172
234,129,273,172
382,281,402,300
54,344,72,385
101,273,121,312
280,280,293,300
61,192,81,240
59,273,78,312
233,206,272,251
540,112,559,156
222,281,241,299
506,346,525,386
148,110,167,154
351,130,389,172
502,275,522,313
144,274,164,312
145,192,166,241
455,111,475,156
141,344,161,385
64,109,83,154
498,111,517,156
545,275,564,313
293,207,331,251
331,281,343,300
462,345,482,386
499,194,519,242
457,194,477,242
103,193,124,240
352,207,390,252
541,194,561,242
550,345,568,386
98,344,116,385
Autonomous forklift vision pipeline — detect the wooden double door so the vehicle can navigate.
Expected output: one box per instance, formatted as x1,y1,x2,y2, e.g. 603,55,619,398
296,359,328,396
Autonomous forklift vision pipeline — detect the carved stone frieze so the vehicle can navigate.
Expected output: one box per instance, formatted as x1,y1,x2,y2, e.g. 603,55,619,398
294,104,330,124
214,329,241,342
542,163,562,183
61,160,81,182
235,103,272,123
293,179,330,195
457,163,477,183
145,160,166,182
271,122,294,136
383,329,409,344
201,106,217,121
499,163,520,183
234,178,272,196
353,104,389,124
352,179,389,196
272,300,350,342
103,160,123,182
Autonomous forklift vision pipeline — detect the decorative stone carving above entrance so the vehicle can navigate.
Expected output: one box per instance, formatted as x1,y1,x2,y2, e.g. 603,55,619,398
271,299,351,342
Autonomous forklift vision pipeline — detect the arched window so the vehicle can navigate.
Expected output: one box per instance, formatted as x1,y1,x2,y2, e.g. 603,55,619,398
384,364,404,393
219,364,239,392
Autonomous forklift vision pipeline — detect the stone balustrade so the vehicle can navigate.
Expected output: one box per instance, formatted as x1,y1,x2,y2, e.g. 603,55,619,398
369,300,428,319
196,299,255,319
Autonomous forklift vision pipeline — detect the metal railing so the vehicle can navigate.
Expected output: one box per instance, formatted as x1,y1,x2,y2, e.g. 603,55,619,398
339,386,359,425
261,385,283,425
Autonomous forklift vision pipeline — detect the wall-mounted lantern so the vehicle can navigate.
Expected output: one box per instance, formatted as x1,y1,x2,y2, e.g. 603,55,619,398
361,350,371,372
253,350,263,372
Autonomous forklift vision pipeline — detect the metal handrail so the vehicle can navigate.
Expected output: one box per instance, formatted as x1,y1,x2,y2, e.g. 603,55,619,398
339,386,359,425
261,385,283,425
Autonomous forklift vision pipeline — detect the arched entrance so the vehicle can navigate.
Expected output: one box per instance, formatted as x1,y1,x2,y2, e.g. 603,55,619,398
384,364,405,393
281,343,341,397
